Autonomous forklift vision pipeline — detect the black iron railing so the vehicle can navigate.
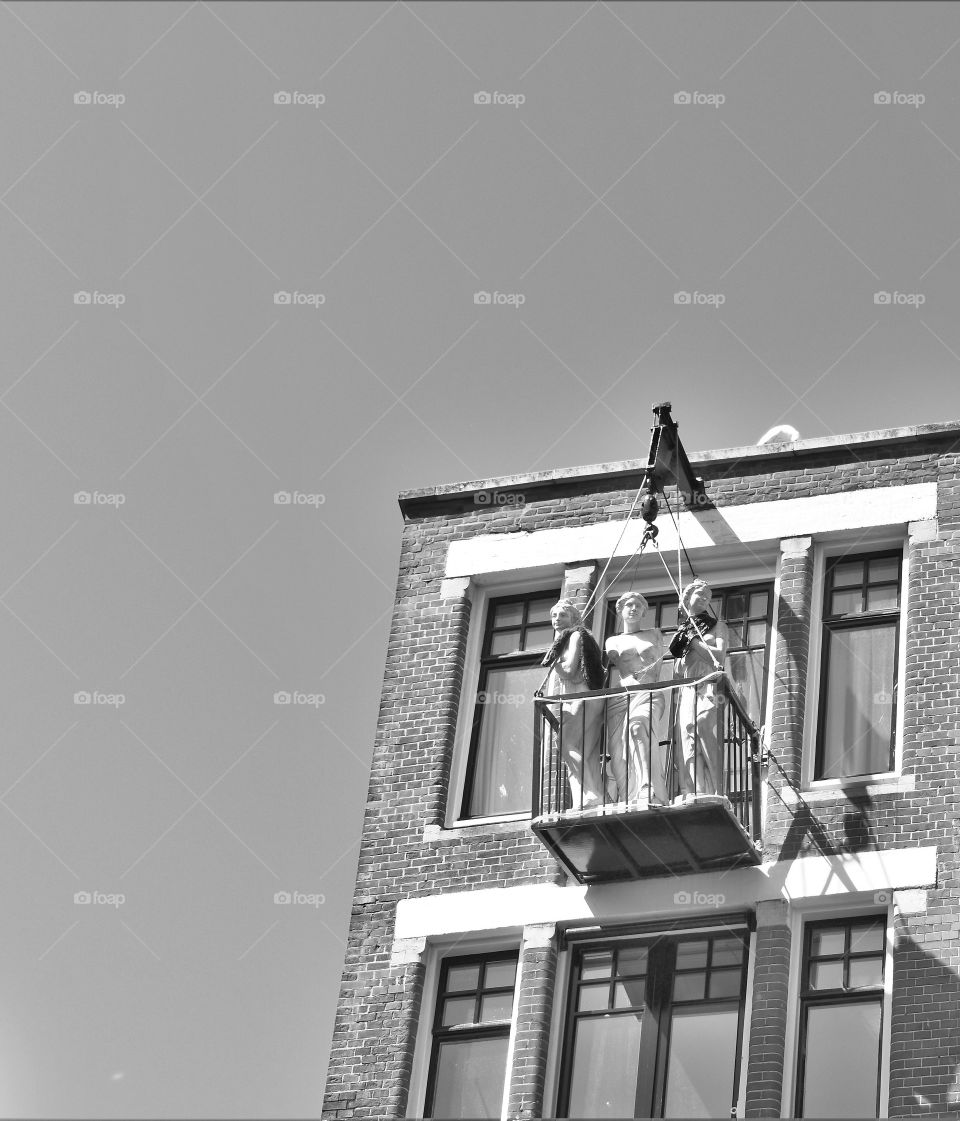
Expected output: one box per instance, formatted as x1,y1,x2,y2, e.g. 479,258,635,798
532,674,762,844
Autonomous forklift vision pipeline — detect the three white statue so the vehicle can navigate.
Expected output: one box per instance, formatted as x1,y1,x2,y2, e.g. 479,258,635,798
544,579,729,811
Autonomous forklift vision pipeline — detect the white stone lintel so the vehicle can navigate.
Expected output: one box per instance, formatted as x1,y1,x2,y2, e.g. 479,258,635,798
445,484,937,579
393,845,937,942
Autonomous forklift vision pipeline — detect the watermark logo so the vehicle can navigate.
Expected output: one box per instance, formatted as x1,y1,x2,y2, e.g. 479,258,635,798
274,890,326,907
674,890,726,908
74,890,125,907
273,690,325,708
474,290,525,308
874,291,924,307
74,690,125,708
274,90,325,108
874,91,925,108
674,290,725,306
74,291,125,308
273,490,325,507
74,490,126,506
273,290,325,308
474,90,525,108
474,490,524,506
674,90,725,108
477,690,527,706
873,890,892,905
873,690,893,705
74,91,125,108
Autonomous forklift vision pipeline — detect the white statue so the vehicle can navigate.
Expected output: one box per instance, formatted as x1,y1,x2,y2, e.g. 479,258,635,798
604,591,669,806
541,599,606,811
671,579,730,799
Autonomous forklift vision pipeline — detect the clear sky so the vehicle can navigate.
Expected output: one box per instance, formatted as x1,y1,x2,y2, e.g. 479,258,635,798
2,1,960,1116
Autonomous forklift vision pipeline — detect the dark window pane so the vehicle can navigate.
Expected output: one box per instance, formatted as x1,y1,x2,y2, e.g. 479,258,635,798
430,1036,509,1118
580,951,613,981
467,664,543,816
676,941,709,970
567,1012,644,1118
725,594,746,621
660,602,679,630
832,561,865,587
577,983,609,1012
484,959,517,989
446,964,480,992
749,592,769,617
673,972,706,1002
493,602,524,628
442,996,477,1028
711,939,744,967
709,969,742,1000
866,586,899,612
526,597,555,625
819,623,897,778
810,928,846,957
523,624,555,651
848,958,884,989
830,589,863,616
489,631,522,656
868,557,900,584
801,1002,881,1117
727,649,764,722
809,960,844,990
850,924,885,954
663,1006,740,1118
617,945,649,976
747,621,768,647
480,992,514,1022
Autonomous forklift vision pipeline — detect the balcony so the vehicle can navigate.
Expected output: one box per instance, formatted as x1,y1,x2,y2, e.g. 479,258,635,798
531,676,763,884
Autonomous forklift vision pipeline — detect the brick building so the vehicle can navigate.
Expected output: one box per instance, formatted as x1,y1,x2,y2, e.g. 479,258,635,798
323,416,960,1119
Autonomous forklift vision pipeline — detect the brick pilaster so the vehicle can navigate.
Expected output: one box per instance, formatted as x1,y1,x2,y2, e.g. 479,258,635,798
745,899,791,1118
506,923,558,1119
765,537,814,856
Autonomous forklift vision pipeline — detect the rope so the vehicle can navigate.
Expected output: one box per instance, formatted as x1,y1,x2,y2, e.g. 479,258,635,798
577,481,647,625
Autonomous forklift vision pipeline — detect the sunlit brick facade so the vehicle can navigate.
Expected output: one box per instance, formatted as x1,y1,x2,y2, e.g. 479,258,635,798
324,421,960,1119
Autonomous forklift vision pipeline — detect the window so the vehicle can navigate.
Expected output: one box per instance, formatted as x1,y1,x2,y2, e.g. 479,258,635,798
424,951,518,1118
559,930,749,1118
604,582,774,722
461,589,559,819
795,916,886,1117
815,552,901,780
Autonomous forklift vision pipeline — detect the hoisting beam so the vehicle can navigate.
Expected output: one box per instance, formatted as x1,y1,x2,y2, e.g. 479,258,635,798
642,402,706,507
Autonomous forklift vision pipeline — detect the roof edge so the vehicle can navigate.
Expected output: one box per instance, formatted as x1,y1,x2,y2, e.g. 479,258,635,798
398,420,960,515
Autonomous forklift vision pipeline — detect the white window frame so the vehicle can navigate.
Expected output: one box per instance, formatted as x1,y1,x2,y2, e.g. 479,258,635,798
802,532,908,791
408,934,523,1120
781,899,893,1118
446,570,566,828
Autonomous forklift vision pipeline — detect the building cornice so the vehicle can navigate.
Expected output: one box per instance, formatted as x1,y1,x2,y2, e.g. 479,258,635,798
397,419,960,519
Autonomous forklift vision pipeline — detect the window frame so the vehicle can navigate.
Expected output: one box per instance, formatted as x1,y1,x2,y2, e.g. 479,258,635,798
555,927,751,1118
804,539,908,789
793,914,888,1118
814,551,902,782
458,586,562,822
422,947,520,1119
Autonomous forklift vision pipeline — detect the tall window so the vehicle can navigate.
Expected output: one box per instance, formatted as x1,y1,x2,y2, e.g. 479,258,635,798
605,582,774,722
795,916,886,1117
559,930,749,1118
425,951,518,1118
461,590,559,819
816,552,902,779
